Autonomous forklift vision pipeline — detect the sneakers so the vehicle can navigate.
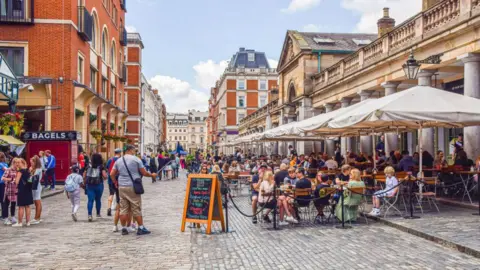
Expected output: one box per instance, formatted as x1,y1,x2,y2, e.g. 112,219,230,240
127,226,136,233
12,223,22,228
136,227,151,235
11,217,17,224
107,208,112,217
88,215,93,222
286,216,299,224
4,219,12,225
96,214,102,218
26,222,31,227
252,216,258,224
279,221,289,226
112,225,119,233
30,219,41,225
369,208,380,216
71,213,77,222
121,228,129,235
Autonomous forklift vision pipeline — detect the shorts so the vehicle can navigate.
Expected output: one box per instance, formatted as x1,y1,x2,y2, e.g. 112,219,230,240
313,198,329,208
32,182,42,201
119,186,142,217
259,200,276,209
108,183,117,196
374,190,391,198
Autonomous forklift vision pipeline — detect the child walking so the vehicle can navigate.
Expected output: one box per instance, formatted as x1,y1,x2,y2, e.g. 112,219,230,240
64,165,83,221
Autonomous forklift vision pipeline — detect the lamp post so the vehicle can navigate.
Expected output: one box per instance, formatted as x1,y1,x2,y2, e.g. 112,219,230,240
402,49,443,79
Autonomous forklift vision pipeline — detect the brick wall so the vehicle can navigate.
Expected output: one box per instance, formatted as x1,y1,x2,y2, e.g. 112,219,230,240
247,80,257,90
128,47,140,63
226,92,236,107
127,65,139,86
226,109,236,126
227,79,236,90
247,92,258,108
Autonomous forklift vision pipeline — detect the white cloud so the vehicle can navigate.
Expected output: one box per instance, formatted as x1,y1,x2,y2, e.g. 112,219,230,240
192,60,229,90
281,0,321,13
125,25,137,33
341,0,421,33
268,59,279,69
149,75,209,113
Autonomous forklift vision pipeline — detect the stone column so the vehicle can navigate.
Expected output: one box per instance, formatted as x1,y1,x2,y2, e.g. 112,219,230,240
381,81,400,156
358,90,374,155
418,70,437,155
340,97,352,156
324,103,335,156
459,53,480,159
297,97,314,155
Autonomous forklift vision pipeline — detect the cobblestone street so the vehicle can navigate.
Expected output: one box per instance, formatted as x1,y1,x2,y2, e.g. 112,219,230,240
1,171,480,270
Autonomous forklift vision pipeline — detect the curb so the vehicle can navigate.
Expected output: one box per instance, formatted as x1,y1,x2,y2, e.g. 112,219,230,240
41,190,64,199
364,214,480,259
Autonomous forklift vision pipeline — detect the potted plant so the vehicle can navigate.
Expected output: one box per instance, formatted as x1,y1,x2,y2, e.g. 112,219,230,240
119,136,128,143
112,135,121,142
103,132,115,141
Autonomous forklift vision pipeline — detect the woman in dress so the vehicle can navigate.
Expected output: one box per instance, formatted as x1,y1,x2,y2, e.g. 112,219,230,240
12,158,32,227
335,168,366,223
30,155,43,224
2,157,18,225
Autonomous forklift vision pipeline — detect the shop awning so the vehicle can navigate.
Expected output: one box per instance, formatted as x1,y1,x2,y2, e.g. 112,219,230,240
0,135,25,146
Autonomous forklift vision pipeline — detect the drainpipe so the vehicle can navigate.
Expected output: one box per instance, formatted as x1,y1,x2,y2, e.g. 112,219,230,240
317,52,322,72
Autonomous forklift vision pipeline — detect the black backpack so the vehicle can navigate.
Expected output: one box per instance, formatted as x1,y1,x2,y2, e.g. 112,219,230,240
86,166,102,185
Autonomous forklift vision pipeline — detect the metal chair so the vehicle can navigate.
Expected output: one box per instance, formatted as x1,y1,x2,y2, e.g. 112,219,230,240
414,177,440,213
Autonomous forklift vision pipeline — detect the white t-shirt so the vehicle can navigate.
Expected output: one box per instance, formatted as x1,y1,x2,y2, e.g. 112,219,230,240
325,159,338,170
258,181,274,203
385,176,399,196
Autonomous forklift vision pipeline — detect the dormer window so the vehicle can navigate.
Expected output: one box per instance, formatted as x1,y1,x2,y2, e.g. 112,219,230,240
352,39,372,46
313,38,335,45
248,53,255,62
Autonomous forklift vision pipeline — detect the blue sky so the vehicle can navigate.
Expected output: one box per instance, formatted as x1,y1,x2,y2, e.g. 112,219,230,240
125,0,420,112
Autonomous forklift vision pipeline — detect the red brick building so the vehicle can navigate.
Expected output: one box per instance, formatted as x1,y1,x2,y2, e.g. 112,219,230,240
0,0,128,155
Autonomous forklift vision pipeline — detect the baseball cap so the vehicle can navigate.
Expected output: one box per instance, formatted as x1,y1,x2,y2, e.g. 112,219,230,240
123,144,136,152
114,148,122,153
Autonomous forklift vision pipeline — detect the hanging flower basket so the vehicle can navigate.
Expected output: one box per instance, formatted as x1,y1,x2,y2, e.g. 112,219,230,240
90,129,102,141
112,135,121,142
103,132,115,141
0,112,25,136
119,136,128,143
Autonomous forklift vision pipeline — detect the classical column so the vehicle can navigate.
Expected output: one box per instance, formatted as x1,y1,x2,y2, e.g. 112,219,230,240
297,97,314,155
459,53,480,159
324,103,335,156
381,81,400,156
418,70,437,155
358,90,374,155
340,97,353,156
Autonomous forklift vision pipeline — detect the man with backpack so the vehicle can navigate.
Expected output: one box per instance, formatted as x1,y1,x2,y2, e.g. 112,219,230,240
64,165,83,222
106,149,122,217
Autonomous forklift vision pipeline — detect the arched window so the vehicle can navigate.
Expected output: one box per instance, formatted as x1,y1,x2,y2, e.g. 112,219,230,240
101,30,108,60
288,82,296,103
110,42,116,70
90,12,99,50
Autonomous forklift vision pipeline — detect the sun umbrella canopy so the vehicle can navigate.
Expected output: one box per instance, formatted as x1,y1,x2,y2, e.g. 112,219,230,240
328,86,480,130
257,120,301,140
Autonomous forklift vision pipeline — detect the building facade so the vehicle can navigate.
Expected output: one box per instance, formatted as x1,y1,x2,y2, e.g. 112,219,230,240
239,0,480,161
143,76,163,155
208,47,278,150
187,110,208,153
0,0,129,156
166,113,188,150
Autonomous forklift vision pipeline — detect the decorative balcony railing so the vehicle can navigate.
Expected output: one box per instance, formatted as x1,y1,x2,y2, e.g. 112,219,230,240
119,63,126,82
120,0,126,11
239,99,279,127
120,25,127,46
312,0,472,92
0,0,34,24
77,6,93,42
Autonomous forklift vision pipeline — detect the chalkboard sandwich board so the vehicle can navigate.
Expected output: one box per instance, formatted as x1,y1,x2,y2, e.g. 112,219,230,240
181,174,225,234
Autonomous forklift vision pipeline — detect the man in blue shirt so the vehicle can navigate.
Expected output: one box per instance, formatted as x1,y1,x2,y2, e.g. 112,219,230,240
44,150,56,190
398,150,415,172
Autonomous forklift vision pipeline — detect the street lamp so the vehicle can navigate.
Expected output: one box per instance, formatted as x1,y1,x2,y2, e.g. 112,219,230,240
402,49,443,79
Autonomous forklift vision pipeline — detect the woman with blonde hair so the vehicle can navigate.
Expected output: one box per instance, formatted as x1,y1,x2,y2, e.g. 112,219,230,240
258,171,277,223
30,155,43,224
230,161,241,173
369,166,399,216
2,157,19,225
335,168,366,223
13,158,33,227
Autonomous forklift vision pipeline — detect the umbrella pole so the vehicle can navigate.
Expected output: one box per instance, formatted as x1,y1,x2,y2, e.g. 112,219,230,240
405,125,422,219
372,133,376,170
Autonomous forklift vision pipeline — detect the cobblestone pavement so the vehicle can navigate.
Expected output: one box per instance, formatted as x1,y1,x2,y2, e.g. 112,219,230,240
1,171,479,270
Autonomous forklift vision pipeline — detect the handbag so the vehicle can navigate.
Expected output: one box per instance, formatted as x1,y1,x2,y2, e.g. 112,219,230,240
122,157,144,195
31,174,40,190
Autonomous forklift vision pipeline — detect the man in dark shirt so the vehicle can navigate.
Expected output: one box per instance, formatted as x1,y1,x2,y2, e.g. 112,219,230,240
335,165,351,185
274,163,289,187
376,135,385,156
295,168,312,207
289,145,297,156
397,150,415,172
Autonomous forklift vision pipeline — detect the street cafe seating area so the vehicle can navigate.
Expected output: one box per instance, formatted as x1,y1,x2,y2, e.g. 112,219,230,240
219,160,479,228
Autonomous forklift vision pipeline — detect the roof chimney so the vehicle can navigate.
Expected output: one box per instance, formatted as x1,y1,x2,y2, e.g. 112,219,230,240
239,47,245,52
377,7,395,38
422,0,440,11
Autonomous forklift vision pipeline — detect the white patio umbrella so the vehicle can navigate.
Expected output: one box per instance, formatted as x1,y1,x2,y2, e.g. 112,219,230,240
328,85,480,175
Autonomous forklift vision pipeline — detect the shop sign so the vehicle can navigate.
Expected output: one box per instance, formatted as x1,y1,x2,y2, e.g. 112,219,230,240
23,131,81,141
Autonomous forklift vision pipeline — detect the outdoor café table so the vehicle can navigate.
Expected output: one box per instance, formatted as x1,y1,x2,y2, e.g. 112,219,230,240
456,170,478,205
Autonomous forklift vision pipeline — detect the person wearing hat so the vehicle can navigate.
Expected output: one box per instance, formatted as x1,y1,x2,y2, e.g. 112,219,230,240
250,164,268,224
64,165,83,222
106,148,122,218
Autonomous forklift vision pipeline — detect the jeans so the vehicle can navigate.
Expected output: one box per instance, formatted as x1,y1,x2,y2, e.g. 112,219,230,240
2,197,16,218
172,167,179,178
45,168,56,189
86,183,104,216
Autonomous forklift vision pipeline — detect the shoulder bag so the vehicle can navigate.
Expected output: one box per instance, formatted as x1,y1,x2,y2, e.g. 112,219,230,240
122,157,144,195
